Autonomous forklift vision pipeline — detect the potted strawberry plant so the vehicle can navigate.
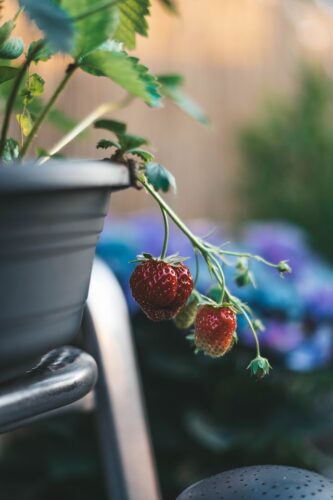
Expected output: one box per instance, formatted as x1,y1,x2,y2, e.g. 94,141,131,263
0,0,291,382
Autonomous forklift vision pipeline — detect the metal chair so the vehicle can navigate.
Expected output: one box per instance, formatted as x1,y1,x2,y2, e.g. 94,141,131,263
177,465,333,500
0,258,161,500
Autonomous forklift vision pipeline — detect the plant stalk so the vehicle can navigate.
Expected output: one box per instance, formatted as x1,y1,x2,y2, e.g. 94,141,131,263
37,94,133,165
0,42,42,159
20,64,78,158
160,207,169,259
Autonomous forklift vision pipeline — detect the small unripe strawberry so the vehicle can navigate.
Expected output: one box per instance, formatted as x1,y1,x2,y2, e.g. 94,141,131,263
194,305,237,357
174,295,199,330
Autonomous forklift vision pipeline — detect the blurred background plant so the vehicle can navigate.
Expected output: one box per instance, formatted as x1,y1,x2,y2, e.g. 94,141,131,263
238,63,333,261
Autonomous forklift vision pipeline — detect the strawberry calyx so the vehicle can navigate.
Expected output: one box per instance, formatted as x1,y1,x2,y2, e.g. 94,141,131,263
247,356,272,379
133,252,190,266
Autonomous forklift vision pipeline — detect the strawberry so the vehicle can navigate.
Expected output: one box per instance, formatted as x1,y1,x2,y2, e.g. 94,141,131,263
130,259,193,321
194,305,237,357
130,260,178,308
174,294,199,330
172,264,194,308
141,301,181,321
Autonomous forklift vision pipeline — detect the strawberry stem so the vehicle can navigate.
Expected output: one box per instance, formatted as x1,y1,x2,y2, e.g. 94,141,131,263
160,206,169,260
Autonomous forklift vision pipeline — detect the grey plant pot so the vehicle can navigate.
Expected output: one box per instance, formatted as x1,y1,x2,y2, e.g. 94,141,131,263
0,160,129,381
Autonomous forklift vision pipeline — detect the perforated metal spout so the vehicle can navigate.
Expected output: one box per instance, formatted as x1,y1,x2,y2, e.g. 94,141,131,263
177,465,333,500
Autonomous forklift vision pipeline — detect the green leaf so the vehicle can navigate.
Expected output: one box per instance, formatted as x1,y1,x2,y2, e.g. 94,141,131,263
60,0,118,57
0,20,15,47
128,148,154,162
96,138,120,149
94,118,127,135
145,162,176,192
19,0,74,53
0,66,19,84
113,0,150,50
29,73,45,96
80,41,161,106
158,0,178,13
119,133,149,150
1,138,19,163
21,73,45,105
16,113,33,136
0,37,24,59
158,73,209,125
28,39,55,62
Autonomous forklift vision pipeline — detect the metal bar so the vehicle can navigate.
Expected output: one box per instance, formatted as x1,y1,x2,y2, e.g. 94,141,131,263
84,259,161,500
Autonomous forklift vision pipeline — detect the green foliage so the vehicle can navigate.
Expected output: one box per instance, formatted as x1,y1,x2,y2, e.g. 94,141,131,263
16,112,33,136
60,0,118,57
96,138,120,149
129,148,154,162
0,66,19,83
158,0,178,13
1,137,19,163
119,133,148,150
113,0,150,50
238,65,333,259
0,37,24,59
19,0,74,52
80,41,161,106
0,20,15,47
146,162,176,192
94,118,127,135
0,79,77,133
158,73,209,125
95,118,153,164
28,39,55,62
21,73,45,105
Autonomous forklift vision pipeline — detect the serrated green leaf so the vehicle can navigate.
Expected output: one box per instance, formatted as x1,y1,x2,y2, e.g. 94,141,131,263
16,113,33,136
80,42,161,106
20,73,45,105
119,133,149,150
29,73,45,96
28,39,55,62
158,73,209,125
145,162,176,192
60,0,118,57
128,148,154,162
97,139,120,149
0,66,19,84
1,138,19,163
0,20,15,47
19,0,74,53
113,0,150,50
0,37,24,59
94,118,127,135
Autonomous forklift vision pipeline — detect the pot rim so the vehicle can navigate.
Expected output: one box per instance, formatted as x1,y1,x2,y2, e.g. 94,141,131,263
0,160,130,193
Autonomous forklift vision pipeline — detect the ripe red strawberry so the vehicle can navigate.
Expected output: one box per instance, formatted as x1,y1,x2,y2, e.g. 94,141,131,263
172,264,194,308
130,260,178,308
141,301,182,322
194,305,237,357
130,259,193,321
